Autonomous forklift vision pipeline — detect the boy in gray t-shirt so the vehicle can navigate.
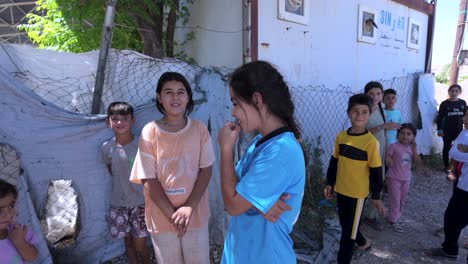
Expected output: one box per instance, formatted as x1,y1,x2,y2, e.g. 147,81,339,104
100,102,150,264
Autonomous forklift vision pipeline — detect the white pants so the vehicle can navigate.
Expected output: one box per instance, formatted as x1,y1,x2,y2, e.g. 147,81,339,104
150,224,209,264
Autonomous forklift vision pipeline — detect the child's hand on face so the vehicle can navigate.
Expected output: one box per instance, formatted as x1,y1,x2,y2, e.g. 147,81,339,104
8,223,27,246
457,144,468,153
217,122,240,152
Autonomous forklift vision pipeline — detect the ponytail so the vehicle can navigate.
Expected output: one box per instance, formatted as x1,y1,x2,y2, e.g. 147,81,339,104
283,109,301,139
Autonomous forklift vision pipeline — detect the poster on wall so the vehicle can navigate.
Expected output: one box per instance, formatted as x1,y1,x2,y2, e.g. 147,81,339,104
278,0,309,25
357,5,378,44
377,8,406,49
407,18,421,50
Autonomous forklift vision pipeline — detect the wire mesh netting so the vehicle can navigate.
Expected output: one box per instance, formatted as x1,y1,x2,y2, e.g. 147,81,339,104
291,72,420,167
0,142,21,186
11,50,230,114
6,48,421,171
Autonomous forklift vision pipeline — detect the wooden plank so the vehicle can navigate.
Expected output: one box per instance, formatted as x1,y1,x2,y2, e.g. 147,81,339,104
392,0,434,15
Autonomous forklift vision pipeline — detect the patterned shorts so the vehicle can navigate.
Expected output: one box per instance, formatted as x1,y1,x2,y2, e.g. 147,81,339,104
108,205,147,239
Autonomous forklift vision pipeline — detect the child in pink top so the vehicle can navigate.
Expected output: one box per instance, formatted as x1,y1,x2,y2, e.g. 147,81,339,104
130,72,215,264
385,123,422,232
0,179,38,264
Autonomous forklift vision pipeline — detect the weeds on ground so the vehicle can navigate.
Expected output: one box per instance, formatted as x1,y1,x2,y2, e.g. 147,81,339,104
293,137,335,252
421,147,444,170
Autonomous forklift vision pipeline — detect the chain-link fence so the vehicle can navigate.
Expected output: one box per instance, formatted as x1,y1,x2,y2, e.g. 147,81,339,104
10,49,229,114
6,48,421,172
0,142,21,186
291,72,420,167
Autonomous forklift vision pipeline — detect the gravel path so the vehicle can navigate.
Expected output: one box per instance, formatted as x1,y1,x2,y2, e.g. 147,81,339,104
352,167,468,264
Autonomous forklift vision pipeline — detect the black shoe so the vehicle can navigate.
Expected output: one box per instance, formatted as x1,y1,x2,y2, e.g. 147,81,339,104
425,248,458,261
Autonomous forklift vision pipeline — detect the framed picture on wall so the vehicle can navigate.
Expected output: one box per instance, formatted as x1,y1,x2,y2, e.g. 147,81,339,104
278,0,309,25
407,18,421,49
357,5,378,44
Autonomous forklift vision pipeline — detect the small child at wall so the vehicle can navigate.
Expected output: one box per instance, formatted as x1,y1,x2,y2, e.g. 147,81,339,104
383,88,403,146
385,123,422,232
0,179,38,264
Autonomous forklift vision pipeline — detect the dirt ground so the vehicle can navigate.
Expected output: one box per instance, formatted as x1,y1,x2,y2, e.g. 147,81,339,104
352,166,468,264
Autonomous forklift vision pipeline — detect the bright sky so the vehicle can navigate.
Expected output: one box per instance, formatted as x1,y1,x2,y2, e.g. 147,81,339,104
432,1,458,68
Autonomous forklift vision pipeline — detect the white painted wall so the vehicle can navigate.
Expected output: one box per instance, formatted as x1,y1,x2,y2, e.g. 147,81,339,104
176,1,243,68
258,0,428,89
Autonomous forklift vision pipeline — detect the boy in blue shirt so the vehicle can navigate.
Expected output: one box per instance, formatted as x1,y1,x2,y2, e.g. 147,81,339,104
383,89,403,145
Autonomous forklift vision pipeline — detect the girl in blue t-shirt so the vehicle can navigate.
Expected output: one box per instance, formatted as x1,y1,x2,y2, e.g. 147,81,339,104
217,61,305,263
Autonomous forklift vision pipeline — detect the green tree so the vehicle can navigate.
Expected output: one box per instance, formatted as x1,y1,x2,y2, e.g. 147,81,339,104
434,63,451,84
18,0,193,59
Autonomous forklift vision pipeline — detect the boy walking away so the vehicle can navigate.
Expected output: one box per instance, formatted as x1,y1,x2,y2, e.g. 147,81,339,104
101,102,151,264
426,110,468,262
383,88,402,146
324,94,386,264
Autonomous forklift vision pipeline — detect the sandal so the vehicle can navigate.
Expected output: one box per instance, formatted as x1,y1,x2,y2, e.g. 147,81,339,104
358,240,371,251
425,248,458,261
390,222,404,233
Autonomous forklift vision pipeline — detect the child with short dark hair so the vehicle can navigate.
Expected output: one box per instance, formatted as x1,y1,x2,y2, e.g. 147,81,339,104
383,88,403,145
0,179,38,263
324,93,385,264
385,123,422,232
101,102,151,264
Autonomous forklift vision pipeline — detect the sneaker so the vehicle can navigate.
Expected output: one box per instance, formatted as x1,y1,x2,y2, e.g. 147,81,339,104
390,222,404,233
363,218,383,231
425,248,458,261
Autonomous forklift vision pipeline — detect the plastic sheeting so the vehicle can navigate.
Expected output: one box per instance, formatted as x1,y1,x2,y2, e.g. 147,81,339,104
0,45,231,263
416,74,440,154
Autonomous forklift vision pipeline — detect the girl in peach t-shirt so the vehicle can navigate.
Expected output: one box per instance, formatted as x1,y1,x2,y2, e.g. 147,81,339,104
130,72,215,264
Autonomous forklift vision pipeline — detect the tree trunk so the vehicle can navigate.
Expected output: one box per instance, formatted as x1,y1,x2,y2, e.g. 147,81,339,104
132,2,164,58
165,0,179,58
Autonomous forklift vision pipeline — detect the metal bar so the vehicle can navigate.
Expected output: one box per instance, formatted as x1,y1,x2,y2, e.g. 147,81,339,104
424,0,436,73
0,32,25,37
0,2,36,9
91,0,117,114
450,0,467,84
250,0,258,62
391,0,434,15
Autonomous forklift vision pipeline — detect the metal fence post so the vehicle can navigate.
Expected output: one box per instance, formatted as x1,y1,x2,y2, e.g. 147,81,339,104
91,0,117,114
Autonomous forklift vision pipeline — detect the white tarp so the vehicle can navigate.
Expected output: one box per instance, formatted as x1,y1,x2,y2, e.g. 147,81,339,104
0,44,231,263
416,73,441,154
